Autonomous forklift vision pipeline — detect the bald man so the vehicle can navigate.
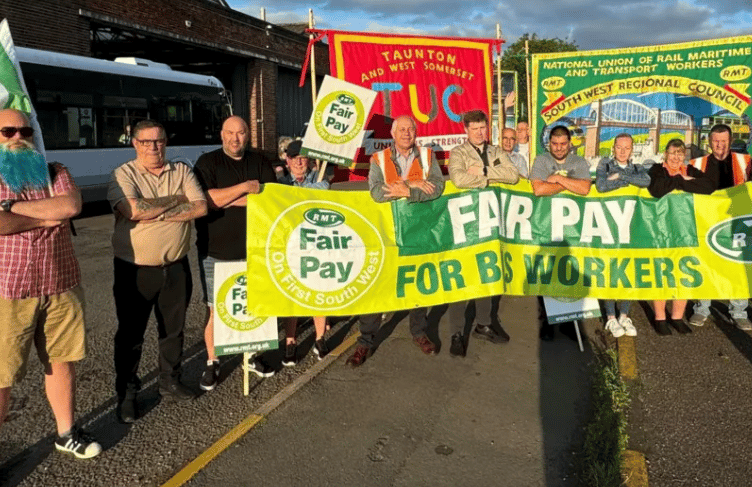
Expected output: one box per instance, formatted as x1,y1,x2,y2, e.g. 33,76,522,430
346,115,445,367
501,127,529,179
0,109,101,458
193,116,277,390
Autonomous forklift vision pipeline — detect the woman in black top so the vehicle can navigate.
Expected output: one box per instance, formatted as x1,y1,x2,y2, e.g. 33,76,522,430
647,139,715,335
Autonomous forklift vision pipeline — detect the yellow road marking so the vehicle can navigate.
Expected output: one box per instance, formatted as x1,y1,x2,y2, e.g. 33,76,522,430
161,332,361,486
617,335,638,381
622,449,649,487
161,414,264,487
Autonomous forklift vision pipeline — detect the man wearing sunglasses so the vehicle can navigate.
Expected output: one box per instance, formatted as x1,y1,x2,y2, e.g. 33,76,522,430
0,109,101,459
107,120,207,423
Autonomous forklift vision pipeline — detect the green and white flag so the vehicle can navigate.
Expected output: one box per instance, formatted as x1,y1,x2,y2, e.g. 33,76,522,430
300,75,377,167
0,19,44,155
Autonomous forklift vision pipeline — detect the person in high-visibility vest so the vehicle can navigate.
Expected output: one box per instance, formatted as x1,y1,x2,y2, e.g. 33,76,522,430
688,124,752,330
345,115,445,367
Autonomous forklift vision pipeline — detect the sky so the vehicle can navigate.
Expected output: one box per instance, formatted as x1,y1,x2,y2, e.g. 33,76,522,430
229,0,752,50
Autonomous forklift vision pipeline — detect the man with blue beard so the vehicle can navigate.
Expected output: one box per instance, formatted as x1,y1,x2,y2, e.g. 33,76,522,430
0,109,101,459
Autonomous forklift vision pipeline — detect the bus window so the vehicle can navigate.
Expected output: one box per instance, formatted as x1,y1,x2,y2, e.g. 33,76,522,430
17,46,230,202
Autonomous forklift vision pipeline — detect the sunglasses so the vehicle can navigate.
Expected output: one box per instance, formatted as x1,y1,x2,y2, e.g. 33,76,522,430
0,126,34,138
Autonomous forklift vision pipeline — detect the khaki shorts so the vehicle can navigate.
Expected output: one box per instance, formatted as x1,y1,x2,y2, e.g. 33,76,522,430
0,286,86,388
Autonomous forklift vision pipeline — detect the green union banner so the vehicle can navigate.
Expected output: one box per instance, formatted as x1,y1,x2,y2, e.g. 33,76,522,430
530,36,752,163
393,187,698,255
246,180,752,318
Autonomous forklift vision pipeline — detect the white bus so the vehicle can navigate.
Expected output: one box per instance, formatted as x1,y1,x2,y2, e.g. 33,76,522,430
17,47,232,202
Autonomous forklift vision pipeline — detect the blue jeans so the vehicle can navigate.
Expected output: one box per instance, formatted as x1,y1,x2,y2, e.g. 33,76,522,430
693,299,748,319
604,300,631,318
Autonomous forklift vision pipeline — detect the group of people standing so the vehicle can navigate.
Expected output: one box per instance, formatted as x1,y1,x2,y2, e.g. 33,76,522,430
0,103,749,461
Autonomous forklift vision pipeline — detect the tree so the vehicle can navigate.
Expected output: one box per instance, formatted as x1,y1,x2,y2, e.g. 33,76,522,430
500,33,578,120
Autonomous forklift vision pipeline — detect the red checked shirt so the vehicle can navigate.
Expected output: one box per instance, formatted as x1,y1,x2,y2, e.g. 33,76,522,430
0,163,81,299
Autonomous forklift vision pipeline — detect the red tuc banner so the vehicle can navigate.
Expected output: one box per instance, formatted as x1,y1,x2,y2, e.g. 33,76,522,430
326,31,502,169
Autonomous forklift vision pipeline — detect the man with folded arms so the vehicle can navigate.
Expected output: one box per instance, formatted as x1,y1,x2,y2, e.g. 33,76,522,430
345,115,444,367
0,109,101,458
108,120,207,423
531,126,591,340
193,116,276,391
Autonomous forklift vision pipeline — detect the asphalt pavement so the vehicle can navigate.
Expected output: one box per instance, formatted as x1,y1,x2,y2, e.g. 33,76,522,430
628,301,752,487
0,209,594,487
183,299,593,487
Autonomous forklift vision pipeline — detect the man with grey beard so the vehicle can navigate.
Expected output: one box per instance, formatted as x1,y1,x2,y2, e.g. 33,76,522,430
0,109,101,459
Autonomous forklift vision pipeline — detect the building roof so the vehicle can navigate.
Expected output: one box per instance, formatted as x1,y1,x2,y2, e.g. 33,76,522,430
280,23,309,35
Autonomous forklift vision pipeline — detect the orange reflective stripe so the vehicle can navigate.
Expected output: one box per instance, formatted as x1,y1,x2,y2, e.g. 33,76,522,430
375,147,432,184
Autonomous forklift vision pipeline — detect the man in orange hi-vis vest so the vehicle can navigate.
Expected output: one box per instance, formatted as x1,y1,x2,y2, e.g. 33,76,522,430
688,123,751,330
447,110,519,357
345,115,445,367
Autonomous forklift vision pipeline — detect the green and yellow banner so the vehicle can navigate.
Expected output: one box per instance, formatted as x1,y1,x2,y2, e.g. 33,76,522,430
247,182,752,317
530,36,752,162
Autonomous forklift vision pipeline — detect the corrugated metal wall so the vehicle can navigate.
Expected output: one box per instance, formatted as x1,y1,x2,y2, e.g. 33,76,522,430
276,66,320,138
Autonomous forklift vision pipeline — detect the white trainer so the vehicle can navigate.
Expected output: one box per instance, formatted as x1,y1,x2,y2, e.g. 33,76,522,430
605,317,625,338
618,316,637,336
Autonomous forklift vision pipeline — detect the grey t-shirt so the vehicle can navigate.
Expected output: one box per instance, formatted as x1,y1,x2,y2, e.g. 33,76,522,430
530,152,590,181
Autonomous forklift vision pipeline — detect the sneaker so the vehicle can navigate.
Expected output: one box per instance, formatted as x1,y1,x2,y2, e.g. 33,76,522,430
199,360,220,391
281,343,297,367
688,313,707,327
313,338,330,360
472,324,504,344
55,426,102,459
734,317,752,331
605,317,625,338
248,356,275,377
449,333,466,357
618,316,637,337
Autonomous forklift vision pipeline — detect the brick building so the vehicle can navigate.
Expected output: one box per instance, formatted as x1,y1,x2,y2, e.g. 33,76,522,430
3,0,329,155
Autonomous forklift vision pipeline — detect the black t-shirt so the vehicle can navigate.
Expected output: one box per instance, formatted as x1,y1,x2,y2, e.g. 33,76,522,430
712,153,735,190
194,148,276,260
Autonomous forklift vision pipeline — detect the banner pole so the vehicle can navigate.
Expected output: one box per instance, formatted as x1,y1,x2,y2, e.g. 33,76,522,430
525,40,532,122
308,9,318,103
496,24,503,144
309,9,328,183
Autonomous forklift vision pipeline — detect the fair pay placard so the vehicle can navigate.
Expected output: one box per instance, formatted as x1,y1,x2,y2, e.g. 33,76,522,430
300,75,377,167
213,261,278,355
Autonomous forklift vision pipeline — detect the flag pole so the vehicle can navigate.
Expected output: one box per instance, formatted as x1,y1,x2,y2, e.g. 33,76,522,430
525,40,532,121
496,24,503,144
309,9,327,183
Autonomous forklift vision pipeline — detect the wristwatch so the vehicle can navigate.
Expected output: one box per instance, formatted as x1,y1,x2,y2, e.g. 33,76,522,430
0,199,15,212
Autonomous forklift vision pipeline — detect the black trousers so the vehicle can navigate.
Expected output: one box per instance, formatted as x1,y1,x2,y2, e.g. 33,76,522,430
448,297,494,335
357,308,428,348
113,257,192,396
